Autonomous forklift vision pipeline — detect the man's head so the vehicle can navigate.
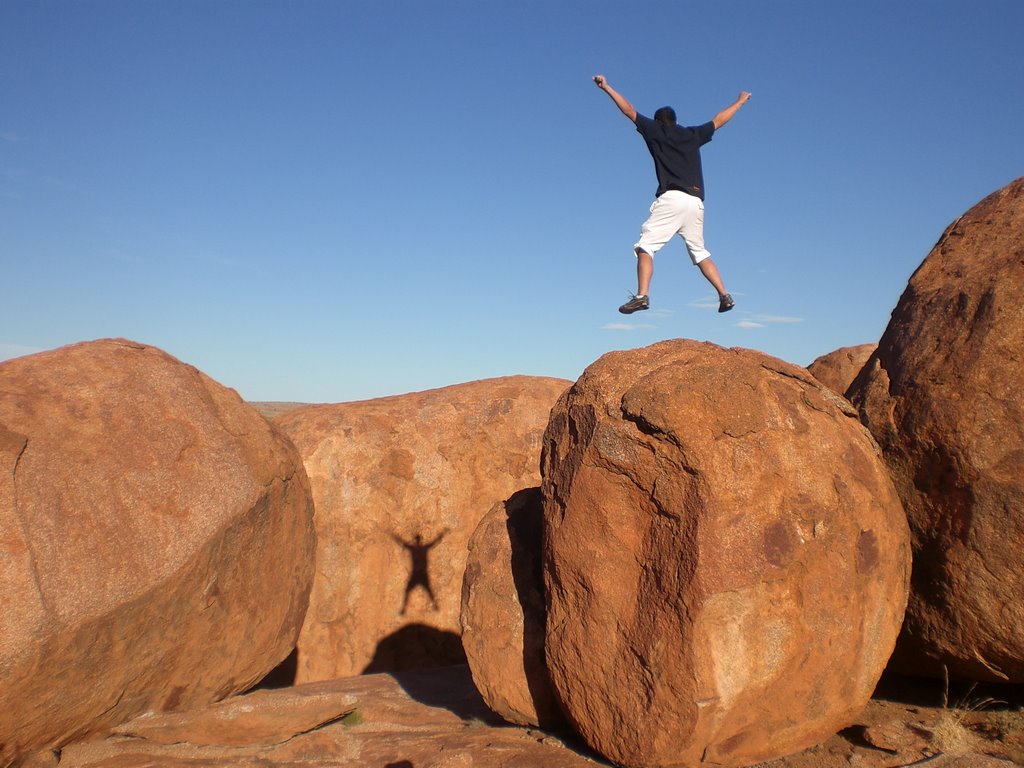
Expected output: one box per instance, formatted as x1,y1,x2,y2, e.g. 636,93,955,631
654,106,677,126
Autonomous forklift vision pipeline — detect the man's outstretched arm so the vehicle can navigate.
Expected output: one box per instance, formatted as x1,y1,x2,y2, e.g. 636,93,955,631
713,91,752,129
593,75,637,122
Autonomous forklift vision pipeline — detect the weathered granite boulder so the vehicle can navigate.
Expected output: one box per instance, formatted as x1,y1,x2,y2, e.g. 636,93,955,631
461,488,563,728
542,339,910,768
275,376,571,682
807,343,877,398
848,177,1024,683
0,339,316,767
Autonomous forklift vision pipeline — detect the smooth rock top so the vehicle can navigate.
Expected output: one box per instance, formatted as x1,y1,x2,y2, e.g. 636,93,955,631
542,339,910,768
849,177,1024,682
0,339,316,766
807,343,877,398
276,376,570,682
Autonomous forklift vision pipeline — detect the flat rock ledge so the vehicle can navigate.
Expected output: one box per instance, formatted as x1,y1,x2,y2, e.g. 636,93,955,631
38,666,603,768
26,667,1023,768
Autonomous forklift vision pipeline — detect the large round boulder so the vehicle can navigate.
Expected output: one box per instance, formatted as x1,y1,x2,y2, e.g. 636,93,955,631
275,376,570,682
541,339,910,768
848,177,1024,682
460,488,563,728
0,339,315,767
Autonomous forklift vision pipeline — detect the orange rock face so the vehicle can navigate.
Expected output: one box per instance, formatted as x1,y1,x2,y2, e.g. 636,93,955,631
541,339,910,768
460,488,563,728
275,376,570,682
849,178,1024,683
0,339,316,767
807,343,877,398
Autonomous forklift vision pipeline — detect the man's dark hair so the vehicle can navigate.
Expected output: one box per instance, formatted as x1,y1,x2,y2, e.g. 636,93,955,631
654,106,677,126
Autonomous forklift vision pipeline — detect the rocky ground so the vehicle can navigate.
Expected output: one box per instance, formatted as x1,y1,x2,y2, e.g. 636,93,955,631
752,672,1024,767
26,665,1022,768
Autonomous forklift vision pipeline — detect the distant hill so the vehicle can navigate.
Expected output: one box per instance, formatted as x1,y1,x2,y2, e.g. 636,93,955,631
249,402,308,419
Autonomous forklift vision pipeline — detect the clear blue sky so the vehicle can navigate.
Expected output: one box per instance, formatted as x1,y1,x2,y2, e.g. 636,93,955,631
3,1,1022,403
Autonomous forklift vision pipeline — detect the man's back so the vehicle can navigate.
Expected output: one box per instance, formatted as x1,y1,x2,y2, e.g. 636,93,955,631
634,114,715,199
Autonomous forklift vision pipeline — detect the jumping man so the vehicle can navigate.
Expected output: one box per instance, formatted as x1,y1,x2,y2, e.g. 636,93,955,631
592,75,751,314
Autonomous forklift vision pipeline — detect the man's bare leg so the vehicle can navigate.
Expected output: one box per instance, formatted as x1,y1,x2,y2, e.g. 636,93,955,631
618,248,654,313
698,257,735,312
636,248,654,296
697,257,727,297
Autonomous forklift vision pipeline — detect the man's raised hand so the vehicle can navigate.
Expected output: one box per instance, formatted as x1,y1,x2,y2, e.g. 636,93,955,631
593,76,637,121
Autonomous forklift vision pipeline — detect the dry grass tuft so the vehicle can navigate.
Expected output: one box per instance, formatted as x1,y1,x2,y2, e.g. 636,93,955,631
926,667,1007,756
929,708,982,755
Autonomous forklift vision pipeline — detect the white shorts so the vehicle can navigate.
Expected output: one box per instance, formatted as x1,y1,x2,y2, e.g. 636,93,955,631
634,189,711,265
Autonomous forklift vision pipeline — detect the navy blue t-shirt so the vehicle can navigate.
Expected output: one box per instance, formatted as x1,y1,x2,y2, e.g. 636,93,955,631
634,114,715,200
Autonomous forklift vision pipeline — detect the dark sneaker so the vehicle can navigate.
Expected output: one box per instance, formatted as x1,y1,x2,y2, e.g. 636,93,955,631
718,293,735,313
618,294,649,314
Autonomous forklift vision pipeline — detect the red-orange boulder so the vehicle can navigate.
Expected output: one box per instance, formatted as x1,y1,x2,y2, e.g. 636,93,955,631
807,343,877,397
542,339,910,768
460,488,563,728
849,178,1024,682
275,376,570,682
0,339,315,767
